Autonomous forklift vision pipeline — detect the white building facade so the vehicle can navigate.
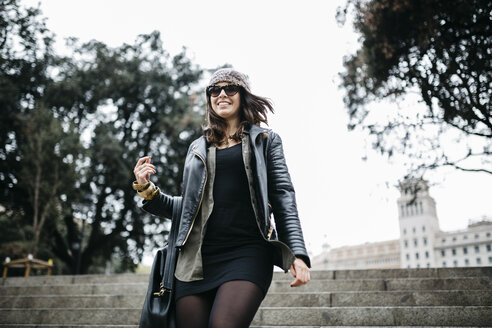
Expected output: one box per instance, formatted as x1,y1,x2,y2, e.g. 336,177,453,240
312,179,492,270
311,239,400,270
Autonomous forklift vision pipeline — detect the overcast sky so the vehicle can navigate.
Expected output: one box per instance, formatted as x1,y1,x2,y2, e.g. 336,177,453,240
29,0,492,258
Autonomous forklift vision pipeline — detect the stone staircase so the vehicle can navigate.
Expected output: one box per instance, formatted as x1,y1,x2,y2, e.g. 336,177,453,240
0,267,491,327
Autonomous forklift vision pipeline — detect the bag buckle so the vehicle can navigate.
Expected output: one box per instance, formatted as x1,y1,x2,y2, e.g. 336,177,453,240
153,282,170,296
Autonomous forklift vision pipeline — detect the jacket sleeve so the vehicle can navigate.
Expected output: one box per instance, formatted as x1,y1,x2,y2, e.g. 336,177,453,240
141,141,194,219
266,132,311,268
141,192,175,219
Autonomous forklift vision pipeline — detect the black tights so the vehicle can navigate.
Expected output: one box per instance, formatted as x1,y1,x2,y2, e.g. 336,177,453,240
176,280,264,328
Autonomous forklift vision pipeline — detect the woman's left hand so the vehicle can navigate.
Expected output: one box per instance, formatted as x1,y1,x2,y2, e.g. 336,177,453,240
289,258,310,287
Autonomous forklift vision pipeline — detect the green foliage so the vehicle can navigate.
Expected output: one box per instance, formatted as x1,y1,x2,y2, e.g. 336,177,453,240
44,33,204,273
0,0,54,198
17,106,82,257
0,0,204,274
339,0,491,176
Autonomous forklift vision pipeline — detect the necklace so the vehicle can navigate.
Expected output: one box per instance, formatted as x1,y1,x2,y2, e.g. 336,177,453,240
218,136,239,149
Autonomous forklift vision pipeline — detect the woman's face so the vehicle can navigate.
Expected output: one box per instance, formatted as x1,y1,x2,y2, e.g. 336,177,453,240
209,82,241,122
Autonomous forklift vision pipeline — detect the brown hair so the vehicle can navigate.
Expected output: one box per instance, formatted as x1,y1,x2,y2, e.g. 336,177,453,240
204,87,274,145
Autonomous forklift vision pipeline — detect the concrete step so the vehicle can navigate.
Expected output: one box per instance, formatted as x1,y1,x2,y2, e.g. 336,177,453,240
0,308,141,325
0,326,484,328
1,277,489,296
2,267,490,287
263,290,492,307
0,295,145,309
274,266,492,280
326,266,492,280
0,274,150,287
251,306,492,327
0,306,491,326
0,283,147,296
269,277,491,292
1,269,490,327
0,326,138,328
1,290,490,309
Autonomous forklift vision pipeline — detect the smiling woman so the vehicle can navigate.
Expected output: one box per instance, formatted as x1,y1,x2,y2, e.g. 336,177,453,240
207,83,242,134
204,69,275,150
134,68,311,328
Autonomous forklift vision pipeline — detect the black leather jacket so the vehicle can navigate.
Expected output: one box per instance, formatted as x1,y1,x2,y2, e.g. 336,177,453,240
142,125,311,270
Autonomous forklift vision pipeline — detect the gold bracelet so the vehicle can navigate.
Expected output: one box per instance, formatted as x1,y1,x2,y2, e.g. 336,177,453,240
148,186,160,200
132,181,150,192
138,182,155,198
137,182,160,200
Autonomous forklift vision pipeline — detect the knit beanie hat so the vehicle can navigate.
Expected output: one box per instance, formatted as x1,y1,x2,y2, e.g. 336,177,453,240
208,68,251,92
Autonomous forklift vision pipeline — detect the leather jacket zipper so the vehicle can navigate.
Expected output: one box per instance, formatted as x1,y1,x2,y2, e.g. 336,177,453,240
181,151,207,246
250,184,271,242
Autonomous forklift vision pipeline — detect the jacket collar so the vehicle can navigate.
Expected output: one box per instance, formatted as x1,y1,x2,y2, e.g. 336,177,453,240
246,124,270,142
192,136,208,160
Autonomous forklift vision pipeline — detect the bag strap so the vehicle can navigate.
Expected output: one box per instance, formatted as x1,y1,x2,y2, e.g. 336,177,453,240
161,196,182,291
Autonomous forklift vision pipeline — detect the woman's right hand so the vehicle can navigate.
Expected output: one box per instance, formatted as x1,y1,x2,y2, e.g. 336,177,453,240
134,156,156,184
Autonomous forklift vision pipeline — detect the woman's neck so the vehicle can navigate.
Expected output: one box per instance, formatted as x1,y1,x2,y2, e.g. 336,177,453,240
220,119,240,148
225,118,240,138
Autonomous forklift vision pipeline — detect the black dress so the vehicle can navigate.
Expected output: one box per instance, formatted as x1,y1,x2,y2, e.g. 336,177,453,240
175,143,274,301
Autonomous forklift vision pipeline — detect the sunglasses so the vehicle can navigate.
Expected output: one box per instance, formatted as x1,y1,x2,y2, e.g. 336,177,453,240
206,85,241,97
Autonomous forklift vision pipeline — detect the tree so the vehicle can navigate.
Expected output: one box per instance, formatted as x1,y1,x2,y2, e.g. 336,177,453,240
0,0,60,265
44,32,204,273
0,0,54,204
0,0,205,274
17,106,81,257
338,0,491,177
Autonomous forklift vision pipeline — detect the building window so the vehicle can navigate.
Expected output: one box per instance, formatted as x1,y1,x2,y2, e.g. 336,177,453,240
403,228,407,235
441,250,445,257
406,254,410,260
452,248,456,256
414,239,418,247
486,244,491,252
475,234,479,239
424,238,427,246
489,256,492,264
443,261,447,267
400,205,405,217
426,263,430,268
475,246,480,253
477,258,482,265
415,252,419,259
464,235,468,240
416,264,420,268
425,251,429,258
452,237,457,242
404,240,408,248
465,259,469,266
413,227,416,233
463,247,468,254
487,232,491,238
419,201,423,214
442,238,446,243
453,260,458,267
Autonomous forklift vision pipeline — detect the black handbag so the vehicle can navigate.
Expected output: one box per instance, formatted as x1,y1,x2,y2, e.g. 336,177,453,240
139,196,182,328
